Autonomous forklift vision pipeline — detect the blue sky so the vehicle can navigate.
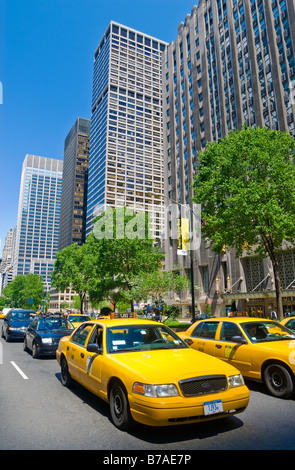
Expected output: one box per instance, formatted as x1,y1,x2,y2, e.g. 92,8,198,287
0,0,197,256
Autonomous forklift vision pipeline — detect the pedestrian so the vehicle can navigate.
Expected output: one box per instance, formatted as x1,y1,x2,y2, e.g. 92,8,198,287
284,309,290,318
153,305,160,322
146,304,153,318
270,310,277,320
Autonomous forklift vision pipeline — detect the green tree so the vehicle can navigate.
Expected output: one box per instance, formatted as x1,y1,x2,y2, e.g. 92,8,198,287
3,274,43,310
51,243,98,313
193,126,295,320
89,207,165,311
126,269,191,306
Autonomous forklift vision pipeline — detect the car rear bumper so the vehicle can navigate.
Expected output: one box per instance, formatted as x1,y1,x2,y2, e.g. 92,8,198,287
129,385,250,427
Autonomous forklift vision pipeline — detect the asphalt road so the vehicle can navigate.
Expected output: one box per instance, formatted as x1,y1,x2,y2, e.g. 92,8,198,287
1,322,295,452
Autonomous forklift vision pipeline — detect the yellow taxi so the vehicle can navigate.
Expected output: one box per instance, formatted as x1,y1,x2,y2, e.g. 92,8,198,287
56,315,249,430
280,316,295,332
179,317,295,399
0,308,11,319
66,314,91,328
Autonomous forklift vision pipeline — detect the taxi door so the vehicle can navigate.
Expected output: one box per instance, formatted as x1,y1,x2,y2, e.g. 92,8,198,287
77,325,104,394
66,323,95,381
213,321,252,375
187,321,220,356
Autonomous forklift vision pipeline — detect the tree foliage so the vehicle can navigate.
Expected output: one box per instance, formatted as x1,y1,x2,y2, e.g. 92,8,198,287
51,243,99,313
125,269,191,306
88,207,165,310
3,273,44,310
51,207,166,311
193,126,295,319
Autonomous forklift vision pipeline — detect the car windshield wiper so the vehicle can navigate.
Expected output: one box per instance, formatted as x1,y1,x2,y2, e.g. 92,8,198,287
110,347,143,353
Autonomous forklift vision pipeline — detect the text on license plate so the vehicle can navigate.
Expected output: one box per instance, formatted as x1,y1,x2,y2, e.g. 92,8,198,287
203,399,223,416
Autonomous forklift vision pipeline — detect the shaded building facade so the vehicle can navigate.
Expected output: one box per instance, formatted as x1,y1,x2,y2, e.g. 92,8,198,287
163,0,295,316
59,117,91,250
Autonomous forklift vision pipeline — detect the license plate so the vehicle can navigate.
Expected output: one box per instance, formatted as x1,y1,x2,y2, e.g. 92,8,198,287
203,399,223,416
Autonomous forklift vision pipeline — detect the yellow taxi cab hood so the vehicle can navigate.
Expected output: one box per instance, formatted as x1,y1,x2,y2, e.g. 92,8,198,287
110,347,238,382
253,338,295,356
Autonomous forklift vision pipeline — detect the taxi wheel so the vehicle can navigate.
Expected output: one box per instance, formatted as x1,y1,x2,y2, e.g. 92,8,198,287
263,364,294,398
109,382,133,430
60,356,74,388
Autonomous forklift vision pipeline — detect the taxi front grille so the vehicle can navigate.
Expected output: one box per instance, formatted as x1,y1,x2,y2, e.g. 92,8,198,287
179,375,228,397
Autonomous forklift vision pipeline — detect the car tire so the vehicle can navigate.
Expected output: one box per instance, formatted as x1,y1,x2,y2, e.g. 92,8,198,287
32,342,40,359
60,356,74,387
109,381,133,430
263,363,294,398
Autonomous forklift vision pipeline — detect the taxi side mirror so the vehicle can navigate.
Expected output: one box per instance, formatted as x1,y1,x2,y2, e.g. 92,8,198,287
87,343,103,354
231,336,247,344
184,338,194,346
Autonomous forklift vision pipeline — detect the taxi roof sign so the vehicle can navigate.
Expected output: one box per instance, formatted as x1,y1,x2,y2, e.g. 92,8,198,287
110,312,137,319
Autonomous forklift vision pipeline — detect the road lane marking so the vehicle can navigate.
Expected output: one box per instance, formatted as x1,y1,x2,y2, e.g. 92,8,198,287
10,361,28,380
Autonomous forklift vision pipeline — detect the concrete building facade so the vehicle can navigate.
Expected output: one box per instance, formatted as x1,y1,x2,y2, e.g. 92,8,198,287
13,155,63,292
163,0,295,317
86,21,168,243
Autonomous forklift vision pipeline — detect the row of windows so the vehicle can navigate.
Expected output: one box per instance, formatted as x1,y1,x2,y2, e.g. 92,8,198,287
164,0,295,201
111,24,165,53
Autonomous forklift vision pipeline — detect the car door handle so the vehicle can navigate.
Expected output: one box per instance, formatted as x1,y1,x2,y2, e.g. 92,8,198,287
80,352,84,358
215,344,222,349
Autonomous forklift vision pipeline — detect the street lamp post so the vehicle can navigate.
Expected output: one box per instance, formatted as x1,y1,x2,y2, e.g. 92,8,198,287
152,192,200,323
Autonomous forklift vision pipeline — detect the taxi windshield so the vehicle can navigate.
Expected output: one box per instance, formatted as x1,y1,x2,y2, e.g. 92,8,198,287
241,321,295,343
106,324,187,353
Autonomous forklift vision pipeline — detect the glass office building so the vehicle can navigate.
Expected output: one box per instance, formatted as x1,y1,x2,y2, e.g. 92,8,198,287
13,155,63,291
59,117,91,250
163,0,295,316
86,21,167,242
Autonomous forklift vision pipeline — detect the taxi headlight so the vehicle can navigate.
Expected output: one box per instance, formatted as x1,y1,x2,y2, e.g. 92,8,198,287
228,374,244,388
133,382,179,397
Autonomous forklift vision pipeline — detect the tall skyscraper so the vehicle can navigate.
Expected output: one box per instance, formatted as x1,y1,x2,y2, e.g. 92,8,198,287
86,21,167,242
0,227,15,294
59,117,91,250
13,155,63,291
163,0,295,316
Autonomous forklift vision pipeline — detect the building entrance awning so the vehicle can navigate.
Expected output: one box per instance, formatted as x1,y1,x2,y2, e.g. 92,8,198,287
221,290,295,301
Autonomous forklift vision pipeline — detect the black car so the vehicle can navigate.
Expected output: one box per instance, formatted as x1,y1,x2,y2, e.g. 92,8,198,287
24,314,74,358
1,309,36,342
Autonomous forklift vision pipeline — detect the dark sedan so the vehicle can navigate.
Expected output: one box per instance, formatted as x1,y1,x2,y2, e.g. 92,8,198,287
23,315,74,358
1,309,36,342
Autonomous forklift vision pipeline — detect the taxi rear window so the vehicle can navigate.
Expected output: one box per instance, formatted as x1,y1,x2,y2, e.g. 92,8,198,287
191,321,219,339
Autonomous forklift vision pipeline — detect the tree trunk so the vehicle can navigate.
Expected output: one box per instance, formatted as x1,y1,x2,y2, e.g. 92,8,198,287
271,253,283,321
80,293,85,314
261,234,283,320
